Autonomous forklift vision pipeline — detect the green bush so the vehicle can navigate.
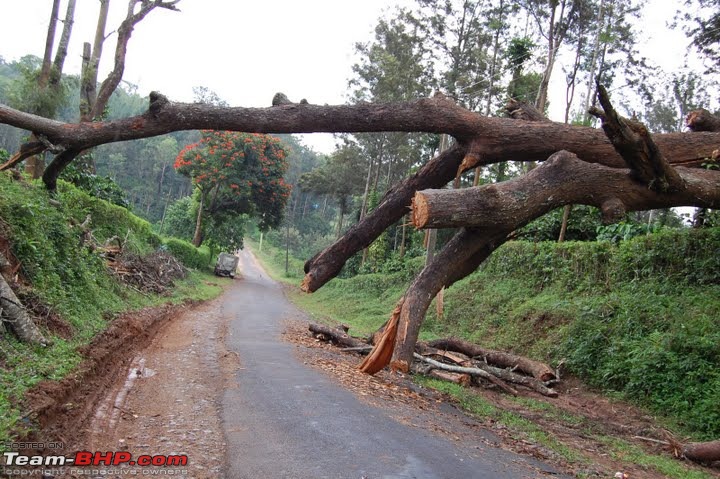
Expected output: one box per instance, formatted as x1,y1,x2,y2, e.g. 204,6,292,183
481,228,720,288
162,238,210,270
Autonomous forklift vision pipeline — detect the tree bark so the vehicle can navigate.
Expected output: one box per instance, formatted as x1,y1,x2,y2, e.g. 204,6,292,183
686,108,720,132
308,323,368,349
590,84,684,192
390,229,507,371
426,337,556,382
683,440,720,464
505,99,550,122
411,156,718,230
414,353,518,395
0,254,48,346
2,95,715,171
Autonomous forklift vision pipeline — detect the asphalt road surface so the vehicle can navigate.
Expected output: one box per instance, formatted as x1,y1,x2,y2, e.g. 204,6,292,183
221,249,565,479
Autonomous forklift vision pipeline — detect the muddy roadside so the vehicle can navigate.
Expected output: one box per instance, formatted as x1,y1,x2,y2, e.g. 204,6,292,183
9,288,237,478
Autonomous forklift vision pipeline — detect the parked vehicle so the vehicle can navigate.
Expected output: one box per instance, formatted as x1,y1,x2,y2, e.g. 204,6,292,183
214,252,239,278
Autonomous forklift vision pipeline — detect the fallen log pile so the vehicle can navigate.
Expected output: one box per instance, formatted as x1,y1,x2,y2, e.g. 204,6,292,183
308,322,558,398
72,219,188,294
106,251,187,294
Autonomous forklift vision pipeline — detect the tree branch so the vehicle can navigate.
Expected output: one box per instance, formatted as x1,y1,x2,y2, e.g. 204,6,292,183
686,108,720,132
412,157,719,230
90,0,180,121
0,95,715,169
589,84,684,192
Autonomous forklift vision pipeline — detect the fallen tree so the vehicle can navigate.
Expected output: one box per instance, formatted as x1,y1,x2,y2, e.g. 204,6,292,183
0,87,718,365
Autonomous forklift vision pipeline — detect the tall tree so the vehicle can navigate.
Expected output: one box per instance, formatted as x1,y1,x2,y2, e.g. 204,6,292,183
174,131,290,247
523,0,581,113
25,0,77,178
299,146,366,238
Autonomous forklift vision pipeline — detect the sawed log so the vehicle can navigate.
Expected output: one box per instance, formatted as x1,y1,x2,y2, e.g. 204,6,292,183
683,439,720,464
427,337,556,382
308,323,367,349
414,346,557,398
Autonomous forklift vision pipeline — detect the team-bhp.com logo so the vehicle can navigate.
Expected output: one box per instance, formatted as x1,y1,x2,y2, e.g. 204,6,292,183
3,448,189,476
4,451,188,467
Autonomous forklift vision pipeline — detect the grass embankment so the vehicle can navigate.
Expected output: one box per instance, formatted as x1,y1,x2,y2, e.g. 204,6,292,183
0,174,224,444
251,229,720,477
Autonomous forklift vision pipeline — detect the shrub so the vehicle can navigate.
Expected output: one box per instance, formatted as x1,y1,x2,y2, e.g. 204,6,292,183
162,238,210,270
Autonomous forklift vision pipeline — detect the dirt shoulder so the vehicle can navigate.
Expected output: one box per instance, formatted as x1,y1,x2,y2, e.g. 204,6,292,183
11,291,236,478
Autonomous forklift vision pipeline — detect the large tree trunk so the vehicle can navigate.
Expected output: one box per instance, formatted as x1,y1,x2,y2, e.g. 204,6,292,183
683,440,720,464
391,230,506,371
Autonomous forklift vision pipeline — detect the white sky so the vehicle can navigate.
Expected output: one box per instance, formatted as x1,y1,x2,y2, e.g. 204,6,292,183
0,1,701,152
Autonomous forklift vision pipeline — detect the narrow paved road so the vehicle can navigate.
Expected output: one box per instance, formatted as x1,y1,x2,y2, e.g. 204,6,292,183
220,249,564,479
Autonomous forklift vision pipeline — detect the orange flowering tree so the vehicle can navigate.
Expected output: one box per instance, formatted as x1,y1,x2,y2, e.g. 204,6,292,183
174,131,291,248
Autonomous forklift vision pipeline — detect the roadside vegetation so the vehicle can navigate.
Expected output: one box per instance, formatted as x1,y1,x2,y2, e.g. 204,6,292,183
0,173,223,444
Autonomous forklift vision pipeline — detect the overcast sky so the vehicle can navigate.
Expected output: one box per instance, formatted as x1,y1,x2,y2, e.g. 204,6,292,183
0,1,698,152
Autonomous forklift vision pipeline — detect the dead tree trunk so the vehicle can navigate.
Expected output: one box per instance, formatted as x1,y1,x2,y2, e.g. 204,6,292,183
686,109,720,132
308,323,367,349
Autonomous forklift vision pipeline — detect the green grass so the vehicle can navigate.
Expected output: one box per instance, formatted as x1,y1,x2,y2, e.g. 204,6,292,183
595,435,715,479
414,377,586,464
507,396,586,427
